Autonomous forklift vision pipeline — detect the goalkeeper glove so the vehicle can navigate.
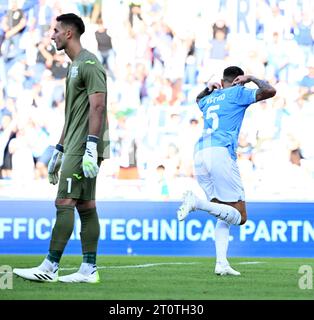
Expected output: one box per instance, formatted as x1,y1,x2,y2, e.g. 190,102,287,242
47,144,63,185
82,135,99,178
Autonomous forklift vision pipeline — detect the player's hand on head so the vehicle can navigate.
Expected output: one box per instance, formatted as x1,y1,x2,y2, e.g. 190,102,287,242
232,75,251,86
47,144,64,185
207,82,221,91
83,135,99,178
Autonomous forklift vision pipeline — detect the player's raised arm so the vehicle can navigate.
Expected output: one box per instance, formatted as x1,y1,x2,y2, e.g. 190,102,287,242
232,75,276,102
196,82,221,103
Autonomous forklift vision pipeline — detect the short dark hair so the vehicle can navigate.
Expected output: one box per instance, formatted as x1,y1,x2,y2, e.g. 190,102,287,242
56,13,85,36
223,66,244,83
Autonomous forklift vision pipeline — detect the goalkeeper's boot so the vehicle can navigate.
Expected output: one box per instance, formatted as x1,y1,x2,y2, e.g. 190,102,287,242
215,263,241,276
13,259,59,282
177,190,196,221
58,263,100,283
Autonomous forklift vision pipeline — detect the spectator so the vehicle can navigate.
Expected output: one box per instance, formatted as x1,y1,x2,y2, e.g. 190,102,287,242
31,33,56,84
0,24,6,95
0,113,16,179
162,143,181,179
34,0,54,37
265,32,290,82
95,18,113,74
75,0,96,20
51,52,69,80
9,127,35,184
2,0,27,61
290,148,303,166
128,2,143,32
293,11,314,65
299,61,314,96
212,17,229,40
149,164,170,200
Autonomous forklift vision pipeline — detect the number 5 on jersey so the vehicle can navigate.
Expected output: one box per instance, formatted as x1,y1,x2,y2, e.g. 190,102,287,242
205,105,220,133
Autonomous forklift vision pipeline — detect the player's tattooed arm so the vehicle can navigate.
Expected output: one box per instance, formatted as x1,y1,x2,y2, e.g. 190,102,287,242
249,76,276,102
196,82,221,103
232,75,276,102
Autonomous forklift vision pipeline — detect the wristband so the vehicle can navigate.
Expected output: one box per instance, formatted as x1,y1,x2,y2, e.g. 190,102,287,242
56,143,64,153
87,135,99,144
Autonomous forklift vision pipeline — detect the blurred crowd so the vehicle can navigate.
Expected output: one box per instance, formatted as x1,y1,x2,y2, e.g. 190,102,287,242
1,0,314,200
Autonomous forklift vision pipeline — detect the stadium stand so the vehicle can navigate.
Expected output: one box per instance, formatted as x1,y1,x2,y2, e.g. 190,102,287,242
0,0,314,201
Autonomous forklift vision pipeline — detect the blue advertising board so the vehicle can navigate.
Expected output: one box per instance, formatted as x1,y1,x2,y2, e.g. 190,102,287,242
0,201,313,258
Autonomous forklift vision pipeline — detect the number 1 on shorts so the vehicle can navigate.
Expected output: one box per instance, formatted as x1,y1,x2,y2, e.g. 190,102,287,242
66,178,72,193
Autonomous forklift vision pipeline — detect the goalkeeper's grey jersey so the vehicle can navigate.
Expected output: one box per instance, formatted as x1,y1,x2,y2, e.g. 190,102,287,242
63,49,109,159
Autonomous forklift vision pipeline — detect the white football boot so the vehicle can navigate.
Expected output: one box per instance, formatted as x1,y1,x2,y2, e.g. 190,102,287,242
177,191,197,221
215,263,241,276
13,259,59,282
58,263,100,283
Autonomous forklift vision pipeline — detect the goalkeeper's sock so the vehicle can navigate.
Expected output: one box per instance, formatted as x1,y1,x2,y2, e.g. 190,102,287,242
83,252,97,265
49,205,75,256
78,207,100,256
47,250,62,264
215,220,230,266
195,199,241,225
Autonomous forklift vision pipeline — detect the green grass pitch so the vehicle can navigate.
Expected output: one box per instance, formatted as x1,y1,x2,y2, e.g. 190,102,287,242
1,255,314,300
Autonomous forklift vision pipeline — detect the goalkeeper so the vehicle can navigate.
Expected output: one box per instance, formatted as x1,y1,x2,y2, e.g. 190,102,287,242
13,13,109,283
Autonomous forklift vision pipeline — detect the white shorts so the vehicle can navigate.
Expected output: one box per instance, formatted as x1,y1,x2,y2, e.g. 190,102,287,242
194,147,245,202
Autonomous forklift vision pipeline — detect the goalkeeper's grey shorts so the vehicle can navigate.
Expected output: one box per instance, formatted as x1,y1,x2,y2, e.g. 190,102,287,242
57,154,102,201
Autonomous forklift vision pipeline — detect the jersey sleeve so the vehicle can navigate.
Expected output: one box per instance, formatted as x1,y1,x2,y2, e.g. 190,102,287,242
81,61,107,95
197,96,209,112
233,85,257,106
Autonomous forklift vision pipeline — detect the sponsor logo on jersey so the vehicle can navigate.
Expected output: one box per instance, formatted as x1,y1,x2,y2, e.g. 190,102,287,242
70,66,78,78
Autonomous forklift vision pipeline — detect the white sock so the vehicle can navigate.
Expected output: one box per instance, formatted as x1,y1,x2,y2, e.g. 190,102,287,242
195,198,241,225
40,258,59,272
215,220,230,266
79,262,97,275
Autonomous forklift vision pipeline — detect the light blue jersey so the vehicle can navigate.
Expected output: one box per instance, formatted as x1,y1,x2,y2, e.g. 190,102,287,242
195,85,257,160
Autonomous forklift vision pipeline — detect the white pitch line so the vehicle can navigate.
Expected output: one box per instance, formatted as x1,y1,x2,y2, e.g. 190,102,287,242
0,261,266,274
60,262,200,271
1,262,266,274
237,261,267,265
1,262,199,274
